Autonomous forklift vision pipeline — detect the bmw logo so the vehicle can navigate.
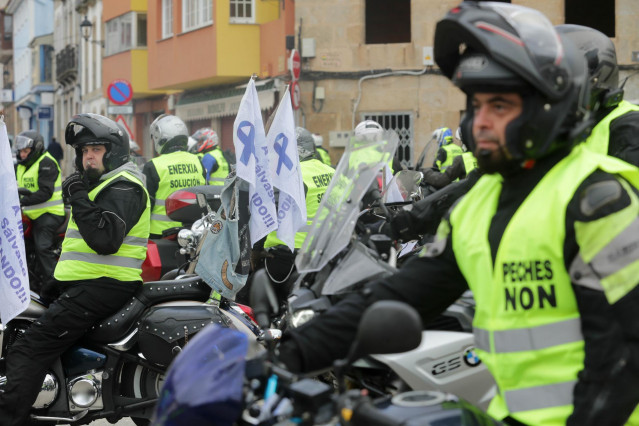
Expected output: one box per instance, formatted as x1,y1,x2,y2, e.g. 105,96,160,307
463,348,482,367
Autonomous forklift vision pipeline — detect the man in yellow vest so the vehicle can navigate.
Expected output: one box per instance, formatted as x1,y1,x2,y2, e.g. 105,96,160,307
0,113,150,425
432,126,463,172
276,4,639,425
14,130,65,289
255,127,334,298
143,114,206,238
422,128,478,189
556,24,639,167
312,133,332,167
192,127,231,186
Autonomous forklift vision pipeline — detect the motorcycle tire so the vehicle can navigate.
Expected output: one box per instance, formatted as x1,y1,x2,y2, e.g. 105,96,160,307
119,361,166,424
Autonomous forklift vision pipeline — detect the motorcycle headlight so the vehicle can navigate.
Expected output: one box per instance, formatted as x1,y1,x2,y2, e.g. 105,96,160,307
290,309,315,328
177,229,194,248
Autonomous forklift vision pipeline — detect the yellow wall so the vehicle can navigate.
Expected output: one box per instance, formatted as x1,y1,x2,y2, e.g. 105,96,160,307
130,50,166,97
215,0,261,77
256,0,281,24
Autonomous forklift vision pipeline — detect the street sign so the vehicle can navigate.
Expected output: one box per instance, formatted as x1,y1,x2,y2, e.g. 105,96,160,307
115,115,135,142
291,81,301,110
289,49,301,81
37,106,52,120
107,105,133,115
107,80,134,105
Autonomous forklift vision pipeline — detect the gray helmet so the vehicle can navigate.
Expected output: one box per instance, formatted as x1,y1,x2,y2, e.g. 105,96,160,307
555,24,621,110
15,130,45,167
150,114,188,155
434,2,590,163
296,127,316,161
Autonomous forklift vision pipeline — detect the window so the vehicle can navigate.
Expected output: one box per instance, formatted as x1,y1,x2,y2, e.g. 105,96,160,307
362,112,414,168
230,0,254,24
182,0,213,32
365,0,410,44
162,0,173,38
3,15,11,40
137,14,147,46
105,13,147,56
565,0,614,37
41,45,53,83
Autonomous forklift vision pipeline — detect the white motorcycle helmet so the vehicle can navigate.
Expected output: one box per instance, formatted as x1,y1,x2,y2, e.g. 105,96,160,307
355,120,384,141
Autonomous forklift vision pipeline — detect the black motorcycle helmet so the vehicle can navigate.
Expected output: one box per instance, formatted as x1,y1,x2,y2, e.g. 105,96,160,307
434,2,590,164
65,113,130,173
15,130,45,167
555,24,621,111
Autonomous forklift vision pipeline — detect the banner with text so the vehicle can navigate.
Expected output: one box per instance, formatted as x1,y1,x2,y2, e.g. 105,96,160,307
266,87,307,251
233,79,278,245
0,119,29,323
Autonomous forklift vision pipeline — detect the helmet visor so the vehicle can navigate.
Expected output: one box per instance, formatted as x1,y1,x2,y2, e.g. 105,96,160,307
66,113,122,147
484,2,563,69
15,135,34,151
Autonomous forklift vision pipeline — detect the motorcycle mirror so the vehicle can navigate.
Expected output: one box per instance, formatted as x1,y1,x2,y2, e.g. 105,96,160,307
344,300,422,365
249,269,279,329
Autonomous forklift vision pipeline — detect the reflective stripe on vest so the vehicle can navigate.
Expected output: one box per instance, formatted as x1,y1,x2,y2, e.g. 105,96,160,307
436,144,463,171
450,144,639,424
54,171,150,282
474,317,582,353
264,159,334,249
585,101,639,155
16,152,64,219
207,149,230,186
150,151,205,235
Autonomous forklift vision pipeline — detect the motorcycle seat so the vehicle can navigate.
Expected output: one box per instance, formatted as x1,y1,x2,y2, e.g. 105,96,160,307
85,276,211,344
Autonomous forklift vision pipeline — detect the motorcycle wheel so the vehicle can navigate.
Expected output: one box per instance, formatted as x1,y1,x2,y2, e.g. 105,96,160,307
119,362,166,425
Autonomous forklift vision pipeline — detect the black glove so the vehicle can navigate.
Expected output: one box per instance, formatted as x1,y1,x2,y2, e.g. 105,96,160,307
389,209,415,241
62,172,88,201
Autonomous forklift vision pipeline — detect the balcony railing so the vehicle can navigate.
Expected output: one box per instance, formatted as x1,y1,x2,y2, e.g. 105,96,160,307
56,45,77,84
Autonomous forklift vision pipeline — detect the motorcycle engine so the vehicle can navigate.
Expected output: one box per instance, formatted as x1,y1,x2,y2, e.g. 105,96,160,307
68,372,104,412
33,373,59,409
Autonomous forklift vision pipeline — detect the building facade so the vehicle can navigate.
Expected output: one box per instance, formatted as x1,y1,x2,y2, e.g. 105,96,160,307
7,0,54,143
294,0,639,167
146,0,295,151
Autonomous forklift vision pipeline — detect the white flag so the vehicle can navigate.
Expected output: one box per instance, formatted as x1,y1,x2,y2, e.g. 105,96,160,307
233,78,278,245
266,87,307,251
0,120,29,323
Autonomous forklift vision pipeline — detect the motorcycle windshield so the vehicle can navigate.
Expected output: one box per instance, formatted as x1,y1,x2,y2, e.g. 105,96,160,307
295,130,399,273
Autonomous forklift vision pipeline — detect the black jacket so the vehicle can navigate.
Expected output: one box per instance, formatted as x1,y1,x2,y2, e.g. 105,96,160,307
279,149,639,425
19,155,60,207
421,154,469,189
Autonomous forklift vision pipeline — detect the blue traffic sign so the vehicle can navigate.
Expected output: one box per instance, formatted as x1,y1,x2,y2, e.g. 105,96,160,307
107,80,133,105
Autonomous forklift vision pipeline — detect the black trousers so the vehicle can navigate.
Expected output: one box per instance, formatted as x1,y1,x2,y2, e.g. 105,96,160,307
31,213,65,283
0,281,137,426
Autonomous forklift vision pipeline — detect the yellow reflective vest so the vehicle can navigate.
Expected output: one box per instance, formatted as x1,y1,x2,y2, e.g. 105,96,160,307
16,152,64,219
206,149,230,186
317,147,332,166
149,151,205,235
265,159,335,249
449,144,639,425
54,171,150,283
436,143,463,171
